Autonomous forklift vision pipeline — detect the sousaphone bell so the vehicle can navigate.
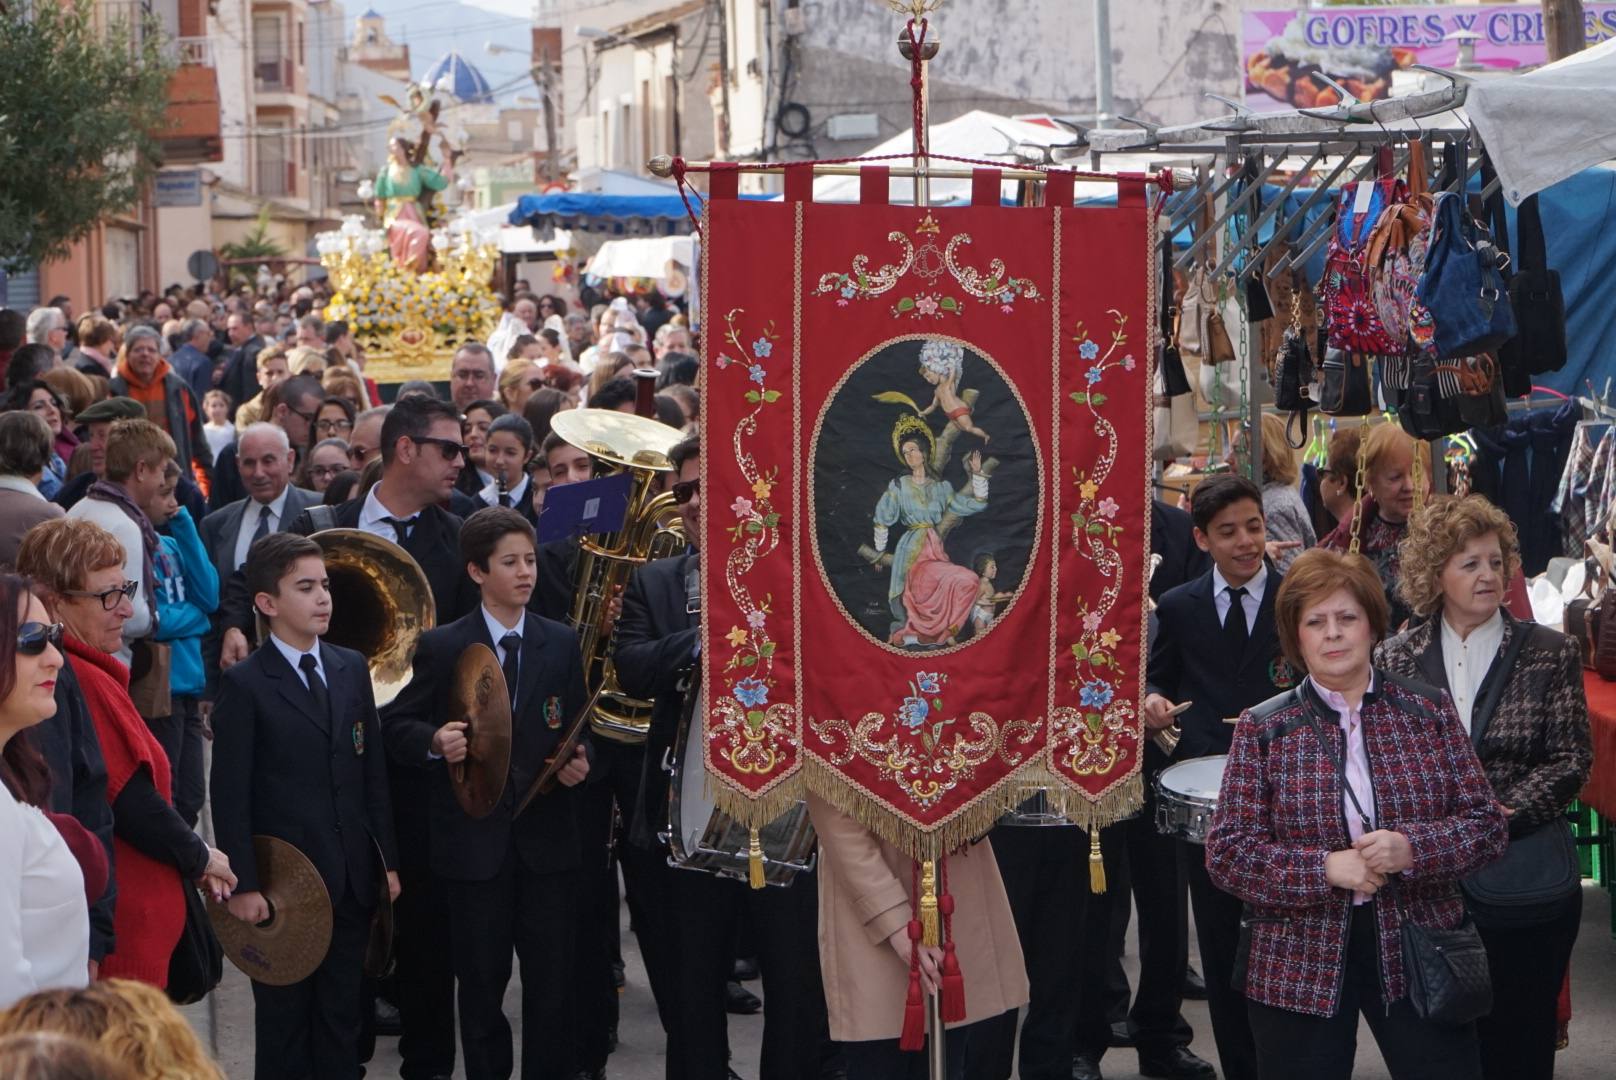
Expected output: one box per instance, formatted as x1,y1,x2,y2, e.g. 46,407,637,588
308,528,435,707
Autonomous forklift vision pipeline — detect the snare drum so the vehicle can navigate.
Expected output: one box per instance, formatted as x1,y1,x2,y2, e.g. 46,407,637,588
996,786,1073,827
1155,755,1227,844
663,676,816,886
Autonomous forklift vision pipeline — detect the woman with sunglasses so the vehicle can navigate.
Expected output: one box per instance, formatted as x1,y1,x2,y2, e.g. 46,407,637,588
0,573,91,1009
16,519,235,991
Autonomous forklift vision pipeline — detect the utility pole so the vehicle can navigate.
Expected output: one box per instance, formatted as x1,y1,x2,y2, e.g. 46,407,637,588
535,39,560,184
1093,0,1113,123
1542,0,1586,62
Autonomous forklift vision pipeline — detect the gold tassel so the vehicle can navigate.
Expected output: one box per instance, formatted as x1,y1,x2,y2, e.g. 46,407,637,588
919,859,940,946
1088,830,1106,894
747,827,765,890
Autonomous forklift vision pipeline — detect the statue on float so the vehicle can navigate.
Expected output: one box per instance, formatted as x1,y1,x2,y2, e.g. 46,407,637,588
370,90,460,272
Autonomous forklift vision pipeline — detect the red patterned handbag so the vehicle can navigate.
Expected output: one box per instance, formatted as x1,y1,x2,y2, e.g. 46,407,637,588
1320,177,1407,355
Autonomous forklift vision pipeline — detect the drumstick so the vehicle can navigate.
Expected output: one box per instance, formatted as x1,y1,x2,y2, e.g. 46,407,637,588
1167,700,1193,717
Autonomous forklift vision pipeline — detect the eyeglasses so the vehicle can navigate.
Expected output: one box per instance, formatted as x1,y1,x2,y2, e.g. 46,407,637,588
348,445,374,466
409,435,469,461
309,464,345,481
671,478,700,505
62,580,138,611
316,417,354,436
286,404,318,425
17,621,64,657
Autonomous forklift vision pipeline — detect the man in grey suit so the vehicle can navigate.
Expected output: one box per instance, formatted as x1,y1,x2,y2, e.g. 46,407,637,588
200,421,319,698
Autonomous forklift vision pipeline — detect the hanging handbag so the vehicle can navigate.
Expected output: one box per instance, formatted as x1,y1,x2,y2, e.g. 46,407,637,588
167,883,224,1005
1153,365,1198,462
1416,191,1518,360
1318,349,1372,417
1458,623,1582,925
1158,233,1192,397
1502,195,1567,379
1321,176,1407,355
1396,356,1466,440
1303,700,1492,1027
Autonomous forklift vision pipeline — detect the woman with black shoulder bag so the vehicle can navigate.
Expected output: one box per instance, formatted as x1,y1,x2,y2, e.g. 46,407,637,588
1378,496,1591,1079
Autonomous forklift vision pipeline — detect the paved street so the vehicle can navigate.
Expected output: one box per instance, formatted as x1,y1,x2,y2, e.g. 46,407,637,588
189,876,1616,1078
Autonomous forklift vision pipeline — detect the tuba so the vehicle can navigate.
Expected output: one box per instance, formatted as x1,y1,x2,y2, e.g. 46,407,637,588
550,399,686,743
308,529,436,707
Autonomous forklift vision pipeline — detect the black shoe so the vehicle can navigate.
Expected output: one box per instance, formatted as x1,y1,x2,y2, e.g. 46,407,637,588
1139,1045,1216,1080
372,998,402,1037
725,979,762,1014
732,955,761,981
1107,1020,1135,1048
1182,963,1208,1000
1071,1052,1104,1080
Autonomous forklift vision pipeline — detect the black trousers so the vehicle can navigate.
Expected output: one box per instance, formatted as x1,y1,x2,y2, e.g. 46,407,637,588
572,778,619,1073
1476,889,1582,1080
844,1019,974,1080
1182,839,1258,1080
965,824,1092,1080
1088,756,1194,1059
446,850,579,1080
669,865,827,1080
1246,904,1483,1080
392,770,457,1079
143,704,205,829
253,887,372,1080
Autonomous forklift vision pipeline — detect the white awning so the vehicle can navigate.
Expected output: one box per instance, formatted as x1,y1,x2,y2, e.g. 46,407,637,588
584,235,695,280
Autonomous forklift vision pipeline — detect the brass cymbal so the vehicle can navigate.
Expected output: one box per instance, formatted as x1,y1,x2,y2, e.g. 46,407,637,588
550,408,684,473
450,643,512,819
207,836,333,986
363,835,394,979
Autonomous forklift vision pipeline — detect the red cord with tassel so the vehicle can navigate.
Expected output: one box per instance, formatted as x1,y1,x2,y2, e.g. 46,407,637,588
938,856,966,1023
898,862,927,1051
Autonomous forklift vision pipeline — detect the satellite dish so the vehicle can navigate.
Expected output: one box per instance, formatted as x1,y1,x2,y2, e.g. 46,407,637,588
187,250,220,282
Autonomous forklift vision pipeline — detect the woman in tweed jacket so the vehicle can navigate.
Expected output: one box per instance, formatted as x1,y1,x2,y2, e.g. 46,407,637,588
1378,496,1591,1080
1206,549,1506,1080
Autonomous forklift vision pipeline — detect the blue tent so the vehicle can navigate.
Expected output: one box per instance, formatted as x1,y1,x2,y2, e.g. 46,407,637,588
508,192,701,236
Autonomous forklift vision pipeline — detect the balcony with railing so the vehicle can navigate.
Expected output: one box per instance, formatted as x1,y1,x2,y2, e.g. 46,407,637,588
161,34,222,164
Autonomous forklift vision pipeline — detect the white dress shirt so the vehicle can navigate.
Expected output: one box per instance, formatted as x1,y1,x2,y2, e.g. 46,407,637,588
1440,610,1505,734
269,632,325,689
479,473,530,511
0,784,89,1009
1211,563,1267,633
483,605,524,664
234,486,293,571
358,486,420,545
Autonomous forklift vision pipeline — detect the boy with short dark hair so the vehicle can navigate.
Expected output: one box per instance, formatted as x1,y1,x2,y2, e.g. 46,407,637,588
382,506,589,1079
1143,471,1284,1080
211,531,399,1080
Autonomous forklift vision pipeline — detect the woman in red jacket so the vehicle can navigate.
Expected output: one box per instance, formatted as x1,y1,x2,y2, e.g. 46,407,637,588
16,519,234,988
1205,549,1506,1080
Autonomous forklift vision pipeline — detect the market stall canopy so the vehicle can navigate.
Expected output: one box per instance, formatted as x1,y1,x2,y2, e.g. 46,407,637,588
459,202,570,254
585,236,694,281
509,190,695,237
1466,36,1616,206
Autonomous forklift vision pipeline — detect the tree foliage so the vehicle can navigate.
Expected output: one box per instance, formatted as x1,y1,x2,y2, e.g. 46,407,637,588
0,1,175,272
218,208,288,287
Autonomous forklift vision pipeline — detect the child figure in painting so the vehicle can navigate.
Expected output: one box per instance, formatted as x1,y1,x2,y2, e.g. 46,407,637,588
917,339,991,443
971,552,1013,633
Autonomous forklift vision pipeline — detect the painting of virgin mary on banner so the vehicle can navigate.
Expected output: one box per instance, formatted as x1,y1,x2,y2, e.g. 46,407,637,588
697,174,1158,857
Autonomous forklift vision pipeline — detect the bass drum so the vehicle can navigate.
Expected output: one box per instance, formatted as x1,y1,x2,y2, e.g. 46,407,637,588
663,673,816,887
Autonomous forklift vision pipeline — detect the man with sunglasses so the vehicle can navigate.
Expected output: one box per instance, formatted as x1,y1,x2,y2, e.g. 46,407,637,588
206,374,324,513
615,435,830,1080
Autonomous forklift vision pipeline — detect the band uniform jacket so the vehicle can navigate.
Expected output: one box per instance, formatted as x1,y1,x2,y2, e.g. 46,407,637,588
381,608,590,880
806,793,1028,1043
1376,612,1593,837
1148,564,1288,761
210,640,398,902
1205,672,1507,1017
1149,499,1209,601
611,551,697,850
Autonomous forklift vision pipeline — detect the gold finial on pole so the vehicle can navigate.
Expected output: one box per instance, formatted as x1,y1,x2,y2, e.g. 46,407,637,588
886,0,945,17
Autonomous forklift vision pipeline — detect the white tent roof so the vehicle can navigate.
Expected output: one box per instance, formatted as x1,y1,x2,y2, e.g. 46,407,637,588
1466,37,1616,204
458,203,570,255
585,236,694,280
812,110,1153,205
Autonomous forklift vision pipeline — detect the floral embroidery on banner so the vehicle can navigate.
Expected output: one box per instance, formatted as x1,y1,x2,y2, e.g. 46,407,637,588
810,670,1008,810
1052,311,1138,779
708,308,796,783
811,212,1045,321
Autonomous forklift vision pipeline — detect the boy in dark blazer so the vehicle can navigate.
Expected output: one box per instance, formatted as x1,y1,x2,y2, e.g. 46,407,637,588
1143,473,1290,1080
211,532,399,1080
382,506,590,1080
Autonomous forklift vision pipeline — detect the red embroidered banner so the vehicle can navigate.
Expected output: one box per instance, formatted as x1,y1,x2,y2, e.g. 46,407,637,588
699,184,1154,857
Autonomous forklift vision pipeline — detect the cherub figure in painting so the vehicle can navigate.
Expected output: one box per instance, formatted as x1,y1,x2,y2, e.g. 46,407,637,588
970,552,1014,633
915,339,991,443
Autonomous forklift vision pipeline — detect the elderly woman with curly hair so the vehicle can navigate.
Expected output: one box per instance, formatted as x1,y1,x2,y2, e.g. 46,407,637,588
1206,548,1506,1079
1376,495,1591,1080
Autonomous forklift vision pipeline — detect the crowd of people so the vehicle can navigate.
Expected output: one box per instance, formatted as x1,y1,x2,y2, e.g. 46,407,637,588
0,276,1595,1080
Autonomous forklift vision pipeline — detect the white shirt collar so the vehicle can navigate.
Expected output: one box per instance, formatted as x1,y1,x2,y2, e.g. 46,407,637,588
268,632,322,680
479,473,529,507
482,605,524,648
358,485,420,539
0,474,45,501
1440,608,1504,650
253,484,292,518
1211,562,1268,602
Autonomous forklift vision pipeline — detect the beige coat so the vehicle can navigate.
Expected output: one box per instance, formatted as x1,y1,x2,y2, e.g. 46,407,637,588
807,792,1028,1043
0,482,64,570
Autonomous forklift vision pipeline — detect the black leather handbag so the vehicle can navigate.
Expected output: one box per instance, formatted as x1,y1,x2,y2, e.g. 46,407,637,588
167,883,224,1005
1318,349,1372,416
1459,624,1583,926
1505,195,1567,378
1159,235,1192,397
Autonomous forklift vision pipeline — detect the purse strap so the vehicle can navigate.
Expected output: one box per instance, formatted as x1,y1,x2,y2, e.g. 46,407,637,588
1480,151,1516,287
1467,618,1536,750
1300,685,1374,833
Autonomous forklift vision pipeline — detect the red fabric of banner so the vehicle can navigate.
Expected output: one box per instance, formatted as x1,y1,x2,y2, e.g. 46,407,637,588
699,197,1153,854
